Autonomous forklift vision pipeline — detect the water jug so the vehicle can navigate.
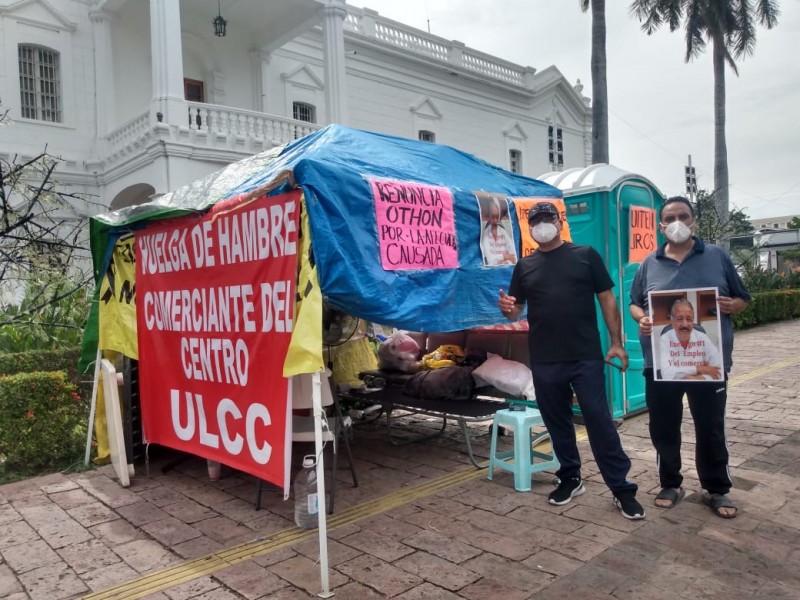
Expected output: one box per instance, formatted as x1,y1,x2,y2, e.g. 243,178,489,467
293,455,319,529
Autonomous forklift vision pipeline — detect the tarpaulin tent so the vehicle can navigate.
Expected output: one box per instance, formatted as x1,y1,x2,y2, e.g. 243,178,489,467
80,125,565,594
81,125,565,369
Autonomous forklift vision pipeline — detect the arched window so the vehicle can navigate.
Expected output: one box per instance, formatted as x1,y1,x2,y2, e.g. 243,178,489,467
18,44,61,123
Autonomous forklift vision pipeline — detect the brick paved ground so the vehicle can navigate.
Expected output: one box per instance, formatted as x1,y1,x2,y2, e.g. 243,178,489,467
1,319,798,599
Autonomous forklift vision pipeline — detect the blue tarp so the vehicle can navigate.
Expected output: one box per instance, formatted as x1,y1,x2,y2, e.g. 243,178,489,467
84,124,563,369
227,125,562,332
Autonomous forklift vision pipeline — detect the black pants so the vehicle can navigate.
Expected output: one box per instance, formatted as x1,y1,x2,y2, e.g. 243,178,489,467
645,368,731,495
532,360,636,496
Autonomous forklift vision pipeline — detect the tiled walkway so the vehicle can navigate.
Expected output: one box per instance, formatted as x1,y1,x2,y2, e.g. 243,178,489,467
1,319,799,599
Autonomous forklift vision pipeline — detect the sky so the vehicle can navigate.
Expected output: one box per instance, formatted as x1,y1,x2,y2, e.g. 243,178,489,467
354,0,800,221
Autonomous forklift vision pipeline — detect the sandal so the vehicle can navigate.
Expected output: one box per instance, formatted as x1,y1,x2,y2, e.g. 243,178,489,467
654,487,685,509
702,492,737,519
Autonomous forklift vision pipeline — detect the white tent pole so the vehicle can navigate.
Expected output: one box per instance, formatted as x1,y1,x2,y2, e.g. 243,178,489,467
84,348,103,465
311,371,333,598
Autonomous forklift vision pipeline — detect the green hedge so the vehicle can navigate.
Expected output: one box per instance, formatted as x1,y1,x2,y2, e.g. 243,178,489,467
0,371,87,477
0,348,82,380
733,290,800,329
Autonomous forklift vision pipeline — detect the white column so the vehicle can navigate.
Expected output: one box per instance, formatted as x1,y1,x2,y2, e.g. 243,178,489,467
260,51,274,113
321,0,348,125
90,9,115,137
251,49,272,113
149,0,186,126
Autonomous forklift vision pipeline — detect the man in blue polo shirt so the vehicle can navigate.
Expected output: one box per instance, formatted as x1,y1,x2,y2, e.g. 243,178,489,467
630,196,750,518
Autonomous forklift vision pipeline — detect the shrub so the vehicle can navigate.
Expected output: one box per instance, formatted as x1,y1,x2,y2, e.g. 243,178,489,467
733,290,800,329
0,348,82,379
740,266,800,292
0,276,91,354
0,371,88,480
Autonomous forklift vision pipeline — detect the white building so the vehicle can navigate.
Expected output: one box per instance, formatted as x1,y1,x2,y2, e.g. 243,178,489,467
0,0,591,213
750,215,800,232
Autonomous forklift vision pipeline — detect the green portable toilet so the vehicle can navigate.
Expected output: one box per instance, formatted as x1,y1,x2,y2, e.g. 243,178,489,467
539,165,665,419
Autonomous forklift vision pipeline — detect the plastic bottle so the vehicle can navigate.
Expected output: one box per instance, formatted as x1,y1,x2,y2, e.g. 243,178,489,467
293,455,319,529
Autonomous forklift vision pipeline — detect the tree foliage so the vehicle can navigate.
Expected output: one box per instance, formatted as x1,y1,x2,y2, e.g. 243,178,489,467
0,108,100,351
630,0,780,224
693,188,754,244
788,216,800,230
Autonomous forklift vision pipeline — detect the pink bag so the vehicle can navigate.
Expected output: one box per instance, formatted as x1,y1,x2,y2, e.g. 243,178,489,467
377,333,422,373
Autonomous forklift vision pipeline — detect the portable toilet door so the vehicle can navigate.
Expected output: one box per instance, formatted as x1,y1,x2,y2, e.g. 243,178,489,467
538,165,665,419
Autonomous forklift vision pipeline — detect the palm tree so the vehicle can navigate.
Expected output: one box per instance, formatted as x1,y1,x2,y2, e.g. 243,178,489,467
580,0,609,164
629,0,779,227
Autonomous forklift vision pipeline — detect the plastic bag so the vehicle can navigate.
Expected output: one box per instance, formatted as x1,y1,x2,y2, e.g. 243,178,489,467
377,332,422,373
421,344,465,369
472,353,535,399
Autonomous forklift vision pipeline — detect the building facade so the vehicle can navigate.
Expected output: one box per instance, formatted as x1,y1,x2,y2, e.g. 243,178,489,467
0,0,591,213
750,215,800,232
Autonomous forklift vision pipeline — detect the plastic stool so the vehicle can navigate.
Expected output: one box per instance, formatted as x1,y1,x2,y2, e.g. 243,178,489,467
488,407,559,492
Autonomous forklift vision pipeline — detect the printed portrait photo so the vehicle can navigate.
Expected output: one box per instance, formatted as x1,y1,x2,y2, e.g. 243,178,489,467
475,193,517,266
648,287,724,382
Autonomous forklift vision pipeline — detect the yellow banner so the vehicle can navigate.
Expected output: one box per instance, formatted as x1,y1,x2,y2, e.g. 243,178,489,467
284,194,324,376
98,236,138,359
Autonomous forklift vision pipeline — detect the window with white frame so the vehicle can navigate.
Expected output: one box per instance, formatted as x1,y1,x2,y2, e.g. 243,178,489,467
293,101,316,123
509,149,522,174
18,44,61,123
548,125,564,169
418,130,436,143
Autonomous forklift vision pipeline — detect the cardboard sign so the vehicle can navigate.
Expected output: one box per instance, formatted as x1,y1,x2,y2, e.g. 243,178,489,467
630,206,657,263
136,191,300,491
370,178,458,270
512,198,572,256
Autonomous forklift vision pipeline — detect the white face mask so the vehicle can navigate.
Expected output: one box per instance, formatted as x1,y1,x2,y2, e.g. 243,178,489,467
664,221,692,244
530,222,559,244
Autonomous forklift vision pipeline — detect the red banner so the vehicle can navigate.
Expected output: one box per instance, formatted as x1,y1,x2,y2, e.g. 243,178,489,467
136,191,300,491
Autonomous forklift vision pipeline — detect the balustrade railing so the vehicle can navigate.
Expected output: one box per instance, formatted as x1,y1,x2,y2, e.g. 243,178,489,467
344,7,532,87
187,103,320,144
105,111,150,156
105,104,320,161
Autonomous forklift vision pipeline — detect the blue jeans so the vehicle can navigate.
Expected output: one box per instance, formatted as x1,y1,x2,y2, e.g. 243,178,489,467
531,360,637,495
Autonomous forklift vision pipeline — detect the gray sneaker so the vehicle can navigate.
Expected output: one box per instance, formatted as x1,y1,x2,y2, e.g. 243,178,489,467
549,478,585,506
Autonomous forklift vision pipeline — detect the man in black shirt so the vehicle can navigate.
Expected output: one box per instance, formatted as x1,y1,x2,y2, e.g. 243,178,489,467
499,201,644,520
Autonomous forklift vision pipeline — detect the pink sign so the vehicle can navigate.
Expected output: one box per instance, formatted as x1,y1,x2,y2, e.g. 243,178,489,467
369,178,458,270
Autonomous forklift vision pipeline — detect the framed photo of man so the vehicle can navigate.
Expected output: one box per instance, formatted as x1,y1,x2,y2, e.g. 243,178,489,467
648,287,724,383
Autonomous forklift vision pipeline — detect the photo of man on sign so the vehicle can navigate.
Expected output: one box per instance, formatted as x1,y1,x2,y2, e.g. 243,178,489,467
649,288,724,382
476,193,517,266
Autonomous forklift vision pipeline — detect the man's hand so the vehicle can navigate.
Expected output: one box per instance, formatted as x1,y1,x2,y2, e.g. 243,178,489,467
499,289,521,320
605,344,629,372
637,315,653,337
501,252,517,264
718,296,747,315
696,362,721,380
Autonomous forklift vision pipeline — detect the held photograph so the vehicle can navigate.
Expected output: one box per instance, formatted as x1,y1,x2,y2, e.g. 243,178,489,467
648,287,724,383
